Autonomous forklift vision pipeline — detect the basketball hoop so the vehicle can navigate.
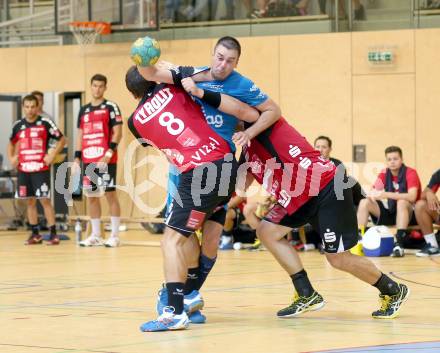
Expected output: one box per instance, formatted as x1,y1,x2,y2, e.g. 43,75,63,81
69,21,111,47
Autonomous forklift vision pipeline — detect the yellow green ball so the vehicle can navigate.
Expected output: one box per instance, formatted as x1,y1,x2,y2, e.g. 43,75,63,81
130,37,161,67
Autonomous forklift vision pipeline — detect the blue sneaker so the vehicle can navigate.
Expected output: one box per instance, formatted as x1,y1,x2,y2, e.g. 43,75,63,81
189,310,206,324
140,307,189,332
157,287,204,315
184,290,204,314
156,286,168,315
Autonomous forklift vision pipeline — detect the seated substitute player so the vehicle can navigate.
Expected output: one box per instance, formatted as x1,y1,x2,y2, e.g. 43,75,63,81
414,168,440,256
357,146,421,257
314,135,365,207
225,116,410,320
7,94,65,245
125,66,261,332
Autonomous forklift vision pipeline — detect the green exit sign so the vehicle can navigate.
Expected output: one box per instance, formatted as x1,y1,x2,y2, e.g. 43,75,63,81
368,51,394,63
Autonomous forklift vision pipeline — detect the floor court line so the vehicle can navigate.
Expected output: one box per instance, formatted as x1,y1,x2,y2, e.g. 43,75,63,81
308,340,440,353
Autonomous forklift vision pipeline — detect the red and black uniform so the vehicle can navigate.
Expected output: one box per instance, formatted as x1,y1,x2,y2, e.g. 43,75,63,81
77,100,122,192
10,116,63,198
427,169,440,224
241,117,358,253
372,166,421,226
427,169,440,194
128,83,236,236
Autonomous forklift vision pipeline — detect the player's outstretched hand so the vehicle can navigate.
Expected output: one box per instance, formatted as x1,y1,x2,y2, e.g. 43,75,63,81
181,77,203,98
157,60,177,71
232,131,251,147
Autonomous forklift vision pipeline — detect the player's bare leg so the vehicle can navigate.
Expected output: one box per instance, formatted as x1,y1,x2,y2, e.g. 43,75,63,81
24,197,42,245
257,220,324,318
357,198,380,227
79,195,104,246
415,200,440,256
104,191,121,247
39,197,59,245
140,227,190,332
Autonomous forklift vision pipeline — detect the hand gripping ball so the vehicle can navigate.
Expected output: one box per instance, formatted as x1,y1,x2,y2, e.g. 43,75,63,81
130,36,161,67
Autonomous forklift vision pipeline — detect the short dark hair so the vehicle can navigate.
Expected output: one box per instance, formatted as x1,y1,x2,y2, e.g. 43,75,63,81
385,146,402,157
314,135,332,148
22,94,38,105
31,90,44,98
125,66,156,99
91,73,107,85
215,36,241,58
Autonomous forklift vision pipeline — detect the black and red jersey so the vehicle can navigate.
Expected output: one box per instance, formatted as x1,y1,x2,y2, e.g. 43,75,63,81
77,100,122,164
242,117,335,215
127,83,231,172
9,116,63,173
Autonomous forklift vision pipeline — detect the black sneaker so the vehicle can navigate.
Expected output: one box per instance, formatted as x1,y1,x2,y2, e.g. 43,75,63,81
391,243,405,257
277,292,325,318
416,244,440,257
372,283,410,319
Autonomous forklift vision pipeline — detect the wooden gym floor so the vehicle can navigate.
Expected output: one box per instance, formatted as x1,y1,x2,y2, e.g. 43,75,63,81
0,229,439,353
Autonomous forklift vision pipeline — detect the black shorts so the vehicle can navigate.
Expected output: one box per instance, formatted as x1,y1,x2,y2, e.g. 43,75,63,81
264,180,358,253
165,156,238,237
208,206,227,226
352,181,365,207
83,163,117,193
16,170,51,199
372,201,418,226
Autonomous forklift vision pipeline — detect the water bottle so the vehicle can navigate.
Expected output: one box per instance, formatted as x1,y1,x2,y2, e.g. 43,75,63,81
75,219,82,243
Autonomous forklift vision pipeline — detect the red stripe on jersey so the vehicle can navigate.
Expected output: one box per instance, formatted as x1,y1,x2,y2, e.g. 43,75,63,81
243,117,335,215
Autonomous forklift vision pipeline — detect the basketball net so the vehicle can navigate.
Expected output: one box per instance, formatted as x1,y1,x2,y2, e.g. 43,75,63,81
69,21,111,47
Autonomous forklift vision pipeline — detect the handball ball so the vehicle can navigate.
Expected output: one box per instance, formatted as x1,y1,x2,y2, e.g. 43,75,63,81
131,36,161,67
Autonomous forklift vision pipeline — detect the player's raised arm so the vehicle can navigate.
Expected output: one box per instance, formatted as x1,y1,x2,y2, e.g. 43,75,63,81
181,77,259,123
246,97,281,139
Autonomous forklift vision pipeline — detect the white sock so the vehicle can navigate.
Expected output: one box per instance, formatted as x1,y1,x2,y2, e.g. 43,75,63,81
91,218,101,238
424,233,439,248
111,217,120,238
221,235,232,243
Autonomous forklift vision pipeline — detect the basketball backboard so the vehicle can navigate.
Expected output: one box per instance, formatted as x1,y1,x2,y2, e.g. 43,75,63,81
55,0,159,34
